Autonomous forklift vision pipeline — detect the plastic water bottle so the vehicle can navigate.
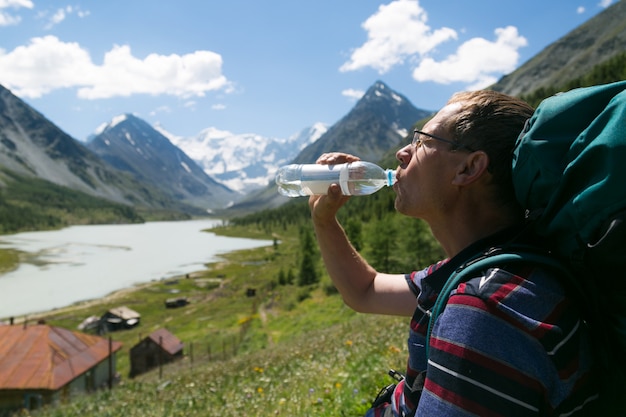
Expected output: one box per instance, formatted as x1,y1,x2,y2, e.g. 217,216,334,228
275,161,396,197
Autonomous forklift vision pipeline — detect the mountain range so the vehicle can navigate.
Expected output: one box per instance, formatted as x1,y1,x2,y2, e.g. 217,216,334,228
159,123,328,194
0,1,624,223
87,80,427,213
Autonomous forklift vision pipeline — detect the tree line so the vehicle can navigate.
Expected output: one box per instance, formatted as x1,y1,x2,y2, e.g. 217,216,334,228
0,169,144,234
230,186,445,292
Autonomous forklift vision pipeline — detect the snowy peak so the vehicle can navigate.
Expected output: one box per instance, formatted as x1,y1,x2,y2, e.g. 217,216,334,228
167,123,328,194
366,80,405,103
93,113,132,135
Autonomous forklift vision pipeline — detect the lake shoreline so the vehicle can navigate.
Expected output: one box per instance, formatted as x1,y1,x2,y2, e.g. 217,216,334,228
3,269,205,323
0,220,272,319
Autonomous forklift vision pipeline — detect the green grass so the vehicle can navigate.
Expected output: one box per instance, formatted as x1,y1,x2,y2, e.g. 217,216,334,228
31,315,407,417
0,248,19,274
10,224,410,417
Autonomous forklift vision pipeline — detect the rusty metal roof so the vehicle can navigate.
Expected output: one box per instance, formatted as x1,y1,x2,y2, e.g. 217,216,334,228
0,324,123,390
146,328,183,355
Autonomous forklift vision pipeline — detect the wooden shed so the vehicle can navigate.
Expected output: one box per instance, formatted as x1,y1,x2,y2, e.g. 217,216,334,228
100,306,140,332
129,328,184,377
0,324,122,415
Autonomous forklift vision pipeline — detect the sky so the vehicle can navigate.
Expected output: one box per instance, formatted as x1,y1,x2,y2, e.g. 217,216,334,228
0,0,618,142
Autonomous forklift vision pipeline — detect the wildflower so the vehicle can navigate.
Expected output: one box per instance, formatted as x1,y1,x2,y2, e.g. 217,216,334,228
254,366,264,373
257,387,264,394
345,340,353,347
388,345,401,353
335,382,342,389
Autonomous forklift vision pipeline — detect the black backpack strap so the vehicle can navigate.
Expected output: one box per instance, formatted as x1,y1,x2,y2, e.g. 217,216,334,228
425,250,574,359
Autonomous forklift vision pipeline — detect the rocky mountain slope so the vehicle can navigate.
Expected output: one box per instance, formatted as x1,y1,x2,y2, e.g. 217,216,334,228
292,81,432,165
87,114,239,212
491,0,626,96
0,85,182,211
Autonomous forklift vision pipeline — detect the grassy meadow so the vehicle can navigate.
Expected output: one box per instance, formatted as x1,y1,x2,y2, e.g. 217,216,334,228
4,222,410,417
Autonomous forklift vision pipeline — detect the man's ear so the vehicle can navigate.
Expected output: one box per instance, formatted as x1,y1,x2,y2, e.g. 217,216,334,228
452,151,490,185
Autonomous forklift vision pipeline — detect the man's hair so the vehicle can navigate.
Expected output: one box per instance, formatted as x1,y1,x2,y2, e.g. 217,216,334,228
444,90,534,210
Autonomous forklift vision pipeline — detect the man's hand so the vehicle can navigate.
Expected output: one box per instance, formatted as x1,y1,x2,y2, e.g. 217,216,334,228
308,153,360,226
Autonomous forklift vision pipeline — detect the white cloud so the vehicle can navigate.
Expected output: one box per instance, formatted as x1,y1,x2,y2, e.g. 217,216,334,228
0,36,233,100
341,88,364,100
0,0,33,8
0,0,32,26
598,0,614,8
150,106,171,116
412,26,527,90
340,0,457,74
212,103,226,110
0,11,20,25
342,0,528,89
45,7,68,29
43,5,90,29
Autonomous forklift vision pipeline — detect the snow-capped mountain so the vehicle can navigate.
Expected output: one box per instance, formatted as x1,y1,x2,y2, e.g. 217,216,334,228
291,80,433,165
158,123,327,194
87,114,239,211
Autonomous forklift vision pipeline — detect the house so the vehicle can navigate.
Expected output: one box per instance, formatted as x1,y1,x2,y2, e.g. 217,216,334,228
100,306,140,332
0,323,123,414
164,297,188,308
129,328,184,377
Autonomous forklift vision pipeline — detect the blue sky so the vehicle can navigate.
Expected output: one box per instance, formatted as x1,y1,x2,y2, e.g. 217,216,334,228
0,0,618,142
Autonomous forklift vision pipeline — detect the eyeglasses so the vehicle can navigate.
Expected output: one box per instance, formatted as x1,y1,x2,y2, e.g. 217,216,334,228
412,130,475,152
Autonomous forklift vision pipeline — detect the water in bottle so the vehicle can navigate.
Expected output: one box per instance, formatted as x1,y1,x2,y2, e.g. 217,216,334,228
275,161,396,197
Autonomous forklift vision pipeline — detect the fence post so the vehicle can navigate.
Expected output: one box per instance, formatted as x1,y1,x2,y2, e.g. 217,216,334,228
159,336,163,379
108,337,113,390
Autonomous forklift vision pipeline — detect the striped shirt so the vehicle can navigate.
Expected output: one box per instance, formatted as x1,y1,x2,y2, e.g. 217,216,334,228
367,231,599,417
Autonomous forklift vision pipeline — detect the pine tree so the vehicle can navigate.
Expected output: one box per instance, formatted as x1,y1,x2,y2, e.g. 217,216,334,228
298,226,319,286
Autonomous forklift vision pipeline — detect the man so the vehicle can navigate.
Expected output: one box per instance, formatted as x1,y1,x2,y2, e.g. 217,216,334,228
308,90,598,416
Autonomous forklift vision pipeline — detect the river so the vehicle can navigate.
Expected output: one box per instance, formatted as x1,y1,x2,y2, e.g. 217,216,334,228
0,219,272,319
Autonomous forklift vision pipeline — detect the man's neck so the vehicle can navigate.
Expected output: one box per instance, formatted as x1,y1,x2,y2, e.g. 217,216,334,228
429,210,521,258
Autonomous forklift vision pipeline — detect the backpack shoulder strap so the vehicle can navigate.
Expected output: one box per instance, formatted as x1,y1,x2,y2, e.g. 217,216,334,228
425,249,573,359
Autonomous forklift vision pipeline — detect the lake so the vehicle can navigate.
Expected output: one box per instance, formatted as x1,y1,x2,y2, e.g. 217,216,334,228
0,219,272,319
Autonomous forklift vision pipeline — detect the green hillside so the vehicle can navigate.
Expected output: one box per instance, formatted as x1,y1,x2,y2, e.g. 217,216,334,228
0,168,195,236
14,195,439,417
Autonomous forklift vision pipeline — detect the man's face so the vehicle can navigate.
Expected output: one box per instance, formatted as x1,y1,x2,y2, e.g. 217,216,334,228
393,102,469,221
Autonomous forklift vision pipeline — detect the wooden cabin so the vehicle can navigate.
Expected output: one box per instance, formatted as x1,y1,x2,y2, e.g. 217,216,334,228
129,328,183,377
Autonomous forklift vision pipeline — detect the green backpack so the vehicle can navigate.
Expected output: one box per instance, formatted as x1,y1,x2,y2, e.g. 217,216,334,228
427,80,626,414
